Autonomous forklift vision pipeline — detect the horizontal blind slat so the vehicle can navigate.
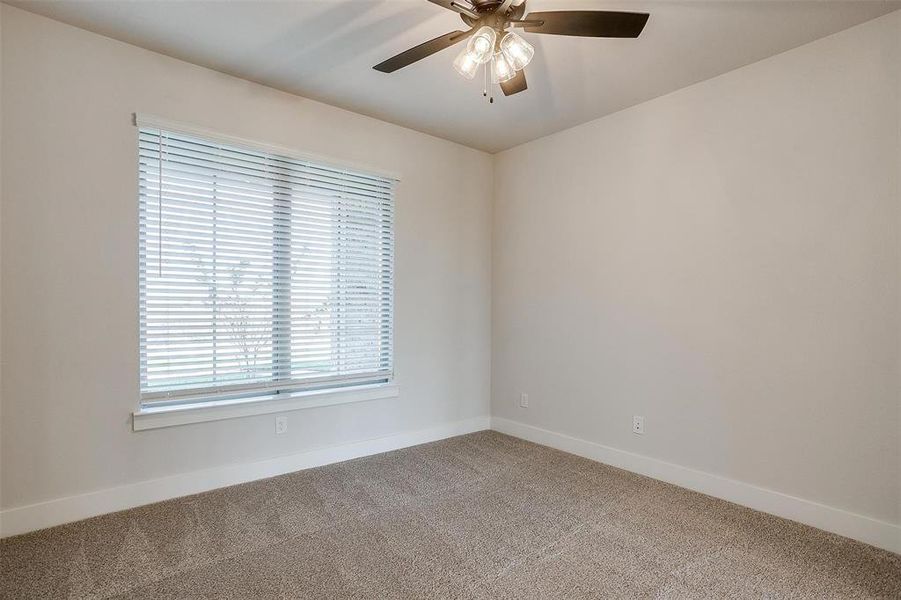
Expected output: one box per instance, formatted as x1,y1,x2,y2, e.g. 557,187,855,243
139,126,394,404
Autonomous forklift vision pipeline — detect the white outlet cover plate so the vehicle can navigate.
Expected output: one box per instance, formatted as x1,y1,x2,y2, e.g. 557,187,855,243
632,416,645,435
275,416,288,435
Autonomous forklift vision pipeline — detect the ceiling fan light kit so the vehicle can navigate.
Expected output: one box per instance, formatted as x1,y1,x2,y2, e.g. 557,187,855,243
454,26,529,90
373,0,650,100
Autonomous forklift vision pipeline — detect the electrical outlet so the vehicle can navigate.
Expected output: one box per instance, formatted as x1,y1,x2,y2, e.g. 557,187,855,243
519,393,529,408
632,415,645,435
275,416,288,435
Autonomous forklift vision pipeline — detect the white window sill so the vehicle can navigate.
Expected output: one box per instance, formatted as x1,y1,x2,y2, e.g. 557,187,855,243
132,383,399,431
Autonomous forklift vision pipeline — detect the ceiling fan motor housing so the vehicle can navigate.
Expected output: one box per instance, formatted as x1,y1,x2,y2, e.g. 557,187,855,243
470,0,504,12
461,0,526,29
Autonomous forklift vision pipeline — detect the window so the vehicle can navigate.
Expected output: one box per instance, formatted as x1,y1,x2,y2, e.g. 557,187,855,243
138,125,395,410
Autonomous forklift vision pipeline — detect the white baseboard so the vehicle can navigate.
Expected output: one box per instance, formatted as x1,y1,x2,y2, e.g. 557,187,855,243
491,417,900,554
0,415,491,538
5,414,897,554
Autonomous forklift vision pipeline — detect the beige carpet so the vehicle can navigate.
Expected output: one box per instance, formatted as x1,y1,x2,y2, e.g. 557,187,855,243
1,431,899,599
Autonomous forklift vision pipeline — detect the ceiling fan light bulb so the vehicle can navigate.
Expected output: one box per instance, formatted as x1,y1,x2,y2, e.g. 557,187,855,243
467,26,497,64
453,48,479,80
500,32,534,71
492,52,515,83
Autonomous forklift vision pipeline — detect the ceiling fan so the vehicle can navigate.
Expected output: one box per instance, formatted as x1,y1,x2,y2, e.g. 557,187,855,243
373,0,649,100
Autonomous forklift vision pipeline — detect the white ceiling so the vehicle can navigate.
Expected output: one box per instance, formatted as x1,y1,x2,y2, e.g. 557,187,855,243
8,0,899,152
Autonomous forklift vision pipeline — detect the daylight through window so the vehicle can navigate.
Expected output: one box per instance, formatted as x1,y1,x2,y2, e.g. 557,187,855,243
138,126,395,408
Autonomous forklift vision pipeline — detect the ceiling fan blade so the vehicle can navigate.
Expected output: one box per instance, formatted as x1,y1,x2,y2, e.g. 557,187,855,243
373,30,472,73
521,11,649,38
500,69,527,96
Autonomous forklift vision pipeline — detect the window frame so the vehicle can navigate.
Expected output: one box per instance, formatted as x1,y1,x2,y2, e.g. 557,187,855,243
132,114,399,430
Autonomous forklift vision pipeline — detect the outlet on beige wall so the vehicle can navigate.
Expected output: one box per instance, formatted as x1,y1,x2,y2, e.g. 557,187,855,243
492,11,901,526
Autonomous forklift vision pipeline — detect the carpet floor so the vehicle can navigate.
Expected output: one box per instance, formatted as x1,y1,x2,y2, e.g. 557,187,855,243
1,431,899,599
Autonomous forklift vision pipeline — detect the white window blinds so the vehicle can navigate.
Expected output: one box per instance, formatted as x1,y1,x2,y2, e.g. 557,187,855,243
138,126,395,407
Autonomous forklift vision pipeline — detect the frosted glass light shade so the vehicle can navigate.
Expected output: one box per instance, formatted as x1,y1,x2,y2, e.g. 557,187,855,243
453,48,479,79
500,32,534,71
491,52,515,83
467,26,497,64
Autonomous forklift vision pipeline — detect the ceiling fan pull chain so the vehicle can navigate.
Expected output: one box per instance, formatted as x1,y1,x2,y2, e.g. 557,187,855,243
490,56,495,103
485,56,494,104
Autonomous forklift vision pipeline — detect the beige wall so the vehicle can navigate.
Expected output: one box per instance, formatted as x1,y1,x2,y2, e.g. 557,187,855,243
0,5,492,510
492,11,901,525
2,3,900,533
